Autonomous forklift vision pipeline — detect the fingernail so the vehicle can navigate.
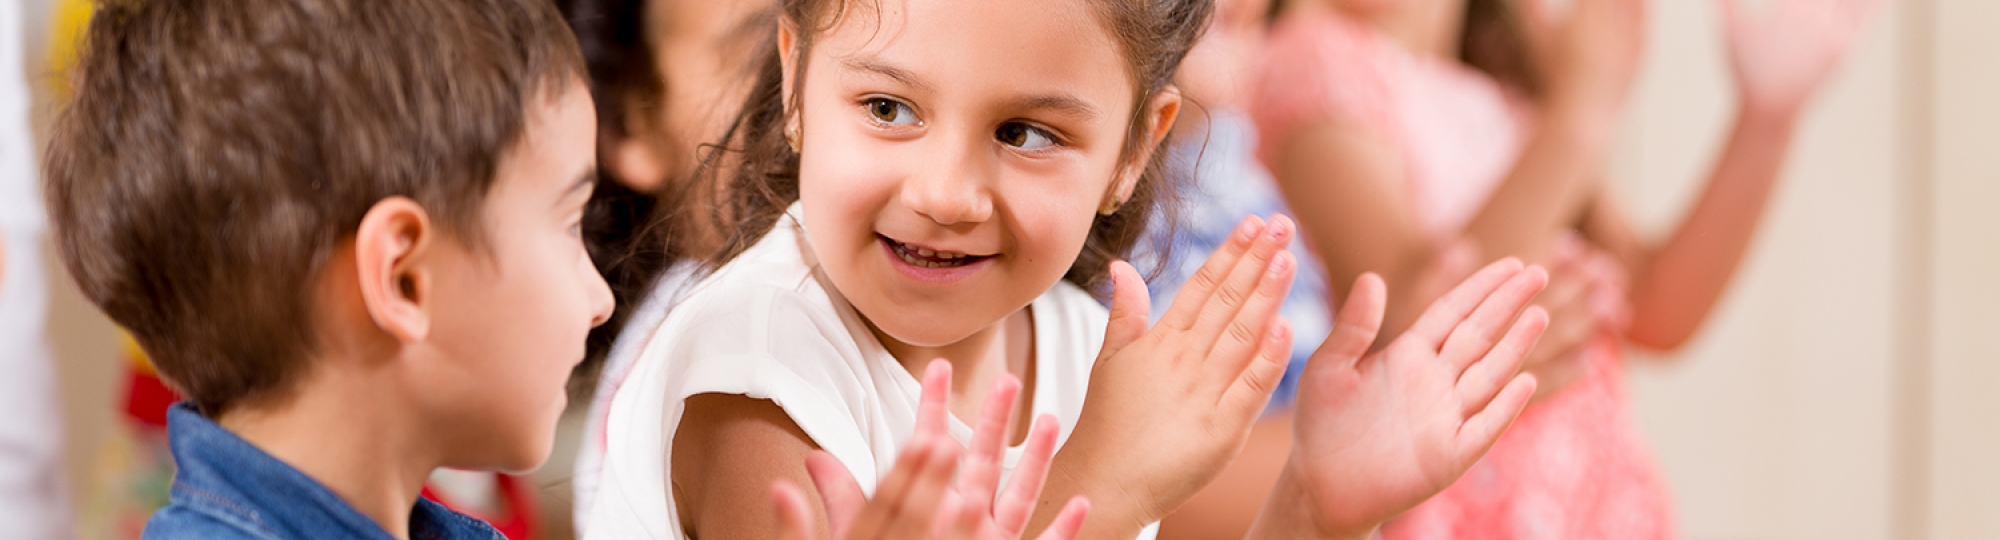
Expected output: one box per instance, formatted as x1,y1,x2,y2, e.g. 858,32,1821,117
1268,216,1292,240
1236,219,1260,242
1268,252,1292,278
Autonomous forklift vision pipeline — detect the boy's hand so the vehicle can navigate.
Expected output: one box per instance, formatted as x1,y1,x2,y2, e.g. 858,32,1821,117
1040,215,1299,535
1251,260,1548,540
773,361,1090,540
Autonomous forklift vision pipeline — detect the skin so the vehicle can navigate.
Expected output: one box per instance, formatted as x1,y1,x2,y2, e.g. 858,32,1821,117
218,82,614,539
604,0,777,193
672,2,1556,540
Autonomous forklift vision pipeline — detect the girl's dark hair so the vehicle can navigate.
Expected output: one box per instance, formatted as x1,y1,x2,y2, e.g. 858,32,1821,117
688,0,1213,296
1460,0,1540,97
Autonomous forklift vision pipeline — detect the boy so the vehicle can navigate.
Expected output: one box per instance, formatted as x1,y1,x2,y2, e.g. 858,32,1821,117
45,0,610,537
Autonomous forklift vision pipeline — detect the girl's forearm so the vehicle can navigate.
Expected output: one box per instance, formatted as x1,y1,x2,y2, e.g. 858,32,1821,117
1624,107,1799,350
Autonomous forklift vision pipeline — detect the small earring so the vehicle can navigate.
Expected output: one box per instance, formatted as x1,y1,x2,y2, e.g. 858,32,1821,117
1097,196,1124,216
785,121,802,152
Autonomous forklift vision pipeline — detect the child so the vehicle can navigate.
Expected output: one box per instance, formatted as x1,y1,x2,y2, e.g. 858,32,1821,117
1252,0,1880,537
584,0,1553,538
46,1,1043,538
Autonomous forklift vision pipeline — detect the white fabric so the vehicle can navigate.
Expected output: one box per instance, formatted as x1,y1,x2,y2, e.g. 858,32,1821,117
584,205,1158,539
0,1,73,538
571,262,697,533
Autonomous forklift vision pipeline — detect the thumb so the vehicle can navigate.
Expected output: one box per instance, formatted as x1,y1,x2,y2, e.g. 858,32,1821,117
1314,273,1386,372
1100,260,1152,361
772,481,817,540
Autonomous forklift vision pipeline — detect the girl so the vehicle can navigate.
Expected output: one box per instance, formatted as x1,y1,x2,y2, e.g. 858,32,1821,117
585,0,1556,539
1252,0,1881,537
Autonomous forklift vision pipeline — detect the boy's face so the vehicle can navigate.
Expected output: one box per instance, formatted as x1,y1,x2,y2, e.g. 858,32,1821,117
423,82,611,472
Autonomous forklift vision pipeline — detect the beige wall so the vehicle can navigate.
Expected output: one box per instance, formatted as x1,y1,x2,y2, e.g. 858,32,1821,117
1612,0,2000,539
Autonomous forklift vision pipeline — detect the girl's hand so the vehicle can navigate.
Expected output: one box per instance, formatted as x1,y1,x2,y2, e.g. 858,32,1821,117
1049,215,1300,532
1255,260,1548,540
1519,234,1625,400
1522,0,1649,131
1722,0,1885,119
773,361,1091,540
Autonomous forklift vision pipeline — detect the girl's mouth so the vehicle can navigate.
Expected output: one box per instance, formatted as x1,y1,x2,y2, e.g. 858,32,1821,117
882,235,989,269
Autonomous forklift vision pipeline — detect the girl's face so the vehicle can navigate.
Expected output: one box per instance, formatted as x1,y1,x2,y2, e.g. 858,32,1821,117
786,0,1175,348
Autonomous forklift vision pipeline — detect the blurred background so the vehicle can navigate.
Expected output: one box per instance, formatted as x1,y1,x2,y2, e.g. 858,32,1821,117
7,0,2000,539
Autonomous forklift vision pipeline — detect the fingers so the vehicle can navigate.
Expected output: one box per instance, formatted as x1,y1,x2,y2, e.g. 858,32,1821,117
1403,258,1526,350
915,360,952,439
1438,266,1550,372
1030,497,1092,540
960,375,1023,517
994,415,1062,535
1187,217,1295,366
773,481,816,540
1455,306,1549,416
1158,215,1265,331
1457,374,1538,466
1223,317,1293,413
842,439,960,539
806,451,869,537
1204,248,1297,385
1099,260,1152,360
1318,273,1388,372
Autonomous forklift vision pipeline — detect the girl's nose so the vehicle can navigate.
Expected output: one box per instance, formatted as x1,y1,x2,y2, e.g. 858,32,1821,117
900,140,993,226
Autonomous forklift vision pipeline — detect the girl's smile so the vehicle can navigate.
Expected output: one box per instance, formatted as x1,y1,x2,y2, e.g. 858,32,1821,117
879,233,996,283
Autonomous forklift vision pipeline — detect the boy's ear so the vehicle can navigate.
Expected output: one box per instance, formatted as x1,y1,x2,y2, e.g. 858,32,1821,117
352,197,436,344
1106,86,1183,214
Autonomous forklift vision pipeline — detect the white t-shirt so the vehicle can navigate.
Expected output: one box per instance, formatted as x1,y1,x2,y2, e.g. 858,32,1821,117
572,261,697,531
583,205,1159,540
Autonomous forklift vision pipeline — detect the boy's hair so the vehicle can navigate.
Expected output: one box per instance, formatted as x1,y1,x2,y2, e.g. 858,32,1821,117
45,0,586,416
677,0,1211,295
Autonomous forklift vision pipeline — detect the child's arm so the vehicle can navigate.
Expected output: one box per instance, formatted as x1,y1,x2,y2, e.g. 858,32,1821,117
1580,0,1883,351
1246,262,1547,540
773,361,1092,540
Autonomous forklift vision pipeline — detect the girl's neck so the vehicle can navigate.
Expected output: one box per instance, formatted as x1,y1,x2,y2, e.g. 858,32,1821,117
873,308,1036,439
1323,0,1463,60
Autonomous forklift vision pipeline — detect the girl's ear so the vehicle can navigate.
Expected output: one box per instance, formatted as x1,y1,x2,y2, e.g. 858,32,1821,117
1105,86,1184,214
352,197,436,344
777,17,802,115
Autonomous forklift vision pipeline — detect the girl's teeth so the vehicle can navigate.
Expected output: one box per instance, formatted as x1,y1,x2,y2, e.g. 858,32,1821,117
916,247,935,257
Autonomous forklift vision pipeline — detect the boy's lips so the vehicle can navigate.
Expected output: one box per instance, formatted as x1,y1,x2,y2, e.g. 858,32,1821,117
877,235,994,284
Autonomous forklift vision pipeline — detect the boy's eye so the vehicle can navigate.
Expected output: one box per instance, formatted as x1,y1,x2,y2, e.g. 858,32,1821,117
996,122,1057,150
864,98,919,126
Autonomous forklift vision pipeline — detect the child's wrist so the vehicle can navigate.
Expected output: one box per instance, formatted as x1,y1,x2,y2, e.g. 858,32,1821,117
1248,461,1379,540
1036,447,1153,538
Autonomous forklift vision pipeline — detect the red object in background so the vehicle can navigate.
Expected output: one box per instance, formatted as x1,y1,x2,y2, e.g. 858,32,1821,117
422,474,540,539
122,368,178,429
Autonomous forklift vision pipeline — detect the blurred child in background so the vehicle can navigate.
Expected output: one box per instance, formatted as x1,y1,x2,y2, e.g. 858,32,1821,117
1251,0,1881,537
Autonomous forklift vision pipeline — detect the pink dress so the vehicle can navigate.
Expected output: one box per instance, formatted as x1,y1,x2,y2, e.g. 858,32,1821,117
1251,9,1674,540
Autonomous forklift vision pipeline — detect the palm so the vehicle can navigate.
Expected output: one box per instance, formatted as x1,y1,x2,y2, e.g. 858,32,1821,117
1724,0,1884,116
1287,263,1549,536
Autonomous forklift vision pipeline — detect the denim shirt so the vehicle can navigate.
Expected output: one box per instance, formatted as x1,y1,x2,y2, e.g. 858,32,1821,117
142,403,502,540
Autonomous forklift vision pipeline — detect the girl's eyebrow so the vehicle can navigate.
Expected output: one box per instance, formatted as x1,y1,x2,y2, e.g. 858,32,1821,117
1003,94,1100,121
842,57,933,92
841,57,1099,121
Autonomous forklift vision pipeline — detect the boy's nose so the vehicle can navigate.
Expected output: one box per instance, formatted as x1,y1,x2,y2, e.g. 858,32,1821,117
585,267,614,328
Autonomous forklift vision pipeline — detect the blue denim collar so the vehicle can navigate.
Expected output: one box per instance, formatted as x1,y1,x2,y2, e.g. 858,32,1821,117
150,402,500,540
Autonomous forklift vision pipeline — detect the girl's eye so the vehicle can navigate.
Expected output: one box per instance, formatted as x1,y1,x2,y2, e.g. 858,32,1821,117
996,122,1057,150
864,98,919,126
